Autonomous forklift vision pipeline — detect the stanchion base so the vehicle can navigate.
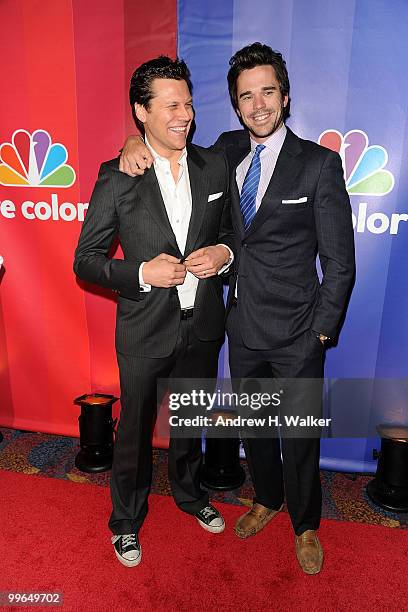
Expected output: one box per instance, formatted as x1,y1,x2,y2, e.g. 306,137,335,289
75,449,113,473
201,464,246,491
367,478,408,513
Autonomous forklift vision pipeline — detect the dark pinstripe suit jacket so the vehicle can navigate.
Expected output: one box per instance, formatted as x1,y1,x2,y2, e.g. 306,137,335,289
213,127,355,349
74,144,233,358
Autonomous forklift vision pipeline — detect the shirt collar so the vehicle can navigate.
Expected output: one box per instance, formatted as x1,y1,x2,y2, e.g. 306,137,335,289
250,124,287,155
145,135,187,167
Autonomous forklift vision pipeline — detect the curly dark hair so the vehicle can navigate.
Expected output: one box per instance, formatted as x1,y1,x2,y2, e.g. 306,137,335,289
227,42,291,121
129,56,193,131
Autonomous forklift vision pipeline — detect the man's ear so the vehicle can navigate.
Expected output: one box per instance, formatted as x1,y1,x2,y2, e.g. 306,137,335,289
135,103,147,124
283,95,289,109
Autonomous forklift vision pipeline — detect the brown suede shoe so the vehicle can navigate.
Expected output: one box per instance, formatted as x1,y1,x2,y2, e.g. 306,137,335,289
234,502,283,539
295,530,323,574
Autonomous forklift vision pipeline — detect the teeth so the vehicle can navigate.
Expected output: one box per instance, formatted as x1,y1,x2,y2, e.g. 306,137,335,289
169,127,186,132
253,114,269,121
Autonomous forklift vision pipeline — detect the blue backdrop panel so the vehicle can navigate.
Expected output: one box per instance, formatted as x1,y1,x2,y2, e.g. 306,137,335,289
178,0,408,472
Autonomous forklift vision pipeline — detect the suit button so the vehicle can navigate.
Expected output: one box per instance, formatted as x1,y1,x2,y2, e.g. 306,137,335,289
243,243,248,249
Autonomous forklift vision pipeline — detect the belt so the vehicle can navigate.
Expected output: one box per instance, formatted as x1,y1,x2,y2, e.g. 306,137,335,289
180,308,194,320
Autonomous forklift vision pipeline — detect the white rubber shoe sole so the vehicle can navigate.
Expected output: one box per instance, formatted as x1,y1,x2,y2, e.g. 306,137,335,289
196,517,225,533
114,545,142,567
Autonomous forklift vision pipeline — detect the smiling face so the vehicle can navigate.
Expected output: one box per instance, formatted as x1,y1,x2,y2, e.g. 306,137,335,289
135,78,194,159
235,65,288,143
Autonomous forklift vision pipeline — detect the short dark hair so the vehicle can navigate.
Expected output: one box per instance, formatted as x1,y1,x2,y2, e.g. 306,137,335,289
227,42,291,121
129,56,193,131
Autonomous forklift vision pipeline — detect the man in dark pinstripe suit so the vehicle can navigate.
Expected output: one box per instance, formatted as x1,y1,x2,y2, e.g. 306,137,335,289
74,56,234,567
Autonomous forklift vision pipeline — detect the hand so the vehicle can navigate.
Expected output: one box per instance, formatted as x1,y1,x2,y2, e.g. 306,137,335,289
119,135,154,176
184,245,230,279
143,254,186,288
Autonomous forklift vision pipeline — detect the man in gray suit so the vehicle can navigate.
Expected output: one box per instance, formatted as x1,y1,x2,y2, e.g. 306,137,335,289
119,43,355,575
74,56,234,567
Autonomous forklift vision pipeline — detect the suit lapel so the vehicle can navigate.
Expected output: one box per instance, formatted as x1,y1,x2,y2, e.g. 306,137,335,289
184,144,209,257
135,165,180,253
245,128,303,239
229,133,251,238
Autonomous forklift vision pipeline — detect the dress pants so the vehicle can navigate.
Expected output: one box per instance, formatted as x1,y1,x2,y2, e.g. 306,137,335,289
109,315,221,535
226,303,324,536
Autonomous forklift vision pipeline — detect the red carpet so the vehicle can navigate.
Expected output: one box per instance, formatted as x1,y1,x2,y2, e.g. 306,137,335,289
1,469,407,612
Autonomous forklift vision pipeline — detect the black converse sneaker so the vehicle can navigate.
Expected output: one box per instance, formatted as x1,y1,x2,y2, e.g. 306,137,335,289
111,533,142,567
195,504,225,533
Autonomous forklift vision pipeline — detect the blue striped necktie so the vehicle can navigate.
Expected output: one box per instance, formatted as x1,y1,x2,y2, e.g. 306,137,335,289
240,144,265,230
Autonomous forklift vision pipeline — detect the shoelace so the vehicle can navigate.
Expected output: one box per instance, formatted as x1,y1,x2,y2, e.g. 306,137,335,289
121,534,137,549
199,506,217,520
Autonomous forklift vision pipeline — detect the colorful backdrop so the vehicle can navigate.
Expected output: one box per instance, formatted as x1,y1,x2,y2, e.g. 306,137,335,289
177,0,408,471
1,0,407,471
0,0,176,436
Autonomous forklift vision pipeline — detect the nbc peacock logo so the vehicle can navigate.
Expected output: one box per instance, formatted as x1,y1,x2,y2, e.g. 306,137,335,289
0,129,76,188
318,129,394,196
318,129,407,235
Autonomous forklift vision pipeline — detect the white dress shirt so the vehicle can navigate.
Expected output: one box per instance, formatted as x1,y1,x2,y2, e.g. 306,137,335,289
139,138,232,309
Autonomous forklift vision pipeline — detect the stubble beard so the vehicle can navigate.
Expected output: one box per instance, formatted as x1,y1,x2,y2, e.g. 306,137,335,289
245,103,285,140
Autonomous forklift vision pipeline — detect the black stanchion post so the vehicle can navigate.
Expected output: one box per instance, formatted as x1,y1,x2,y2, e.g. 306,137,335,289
201,437,246,490
74,393,118,473
367,425,408,512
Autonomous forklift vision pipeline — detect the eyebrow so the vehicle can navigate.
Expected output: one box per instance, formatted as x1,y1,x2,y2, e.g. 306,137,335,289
166,98,193,105
239,86,277,98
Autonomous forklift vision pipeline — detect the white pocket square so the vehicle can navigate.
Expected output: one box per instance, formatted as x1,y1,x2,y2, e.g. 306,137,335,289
281,196,308,204
208,192,223,202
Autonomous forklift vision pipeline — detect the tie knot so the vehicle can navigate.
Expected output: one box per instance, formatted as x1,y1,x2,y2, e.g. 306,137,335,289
254,144,265,159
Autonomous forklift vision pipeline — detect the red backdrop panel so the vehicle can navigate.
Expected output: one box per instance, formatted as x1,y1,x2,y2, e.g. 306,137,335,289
0,0,177,436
